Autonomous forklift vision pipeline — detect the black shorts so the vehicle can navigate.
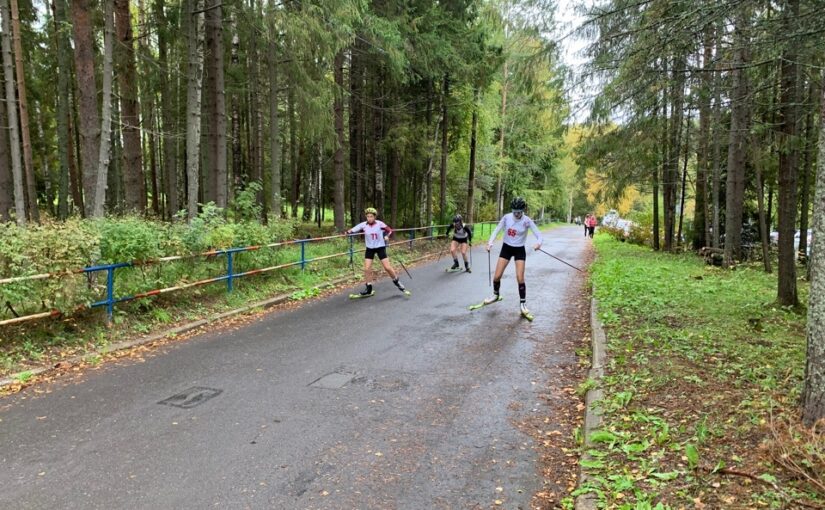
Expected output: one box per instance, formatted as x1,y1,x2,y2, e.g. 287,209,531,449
365,247,388,260
452,237,469,244
498,243,526,261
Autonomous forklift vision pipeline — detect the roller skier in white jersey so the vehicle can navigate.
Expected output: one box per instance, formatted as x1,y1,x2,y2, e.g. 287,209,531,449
469,197,543,320
346,207,410,298
444,214,473,273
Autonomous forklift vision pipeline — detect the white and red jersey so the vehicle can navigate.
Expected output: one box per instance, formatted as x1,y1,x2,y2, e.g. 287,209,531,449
350,220,393,249
488,213,543,248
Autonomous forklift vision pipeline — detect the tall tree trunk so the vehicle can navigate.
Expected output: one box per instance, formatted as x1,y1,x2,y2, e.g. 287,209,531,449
654,81,666,251
301,140,311,221
0,63,11,222
373,78,384,214
70,0,99,218
802,75,825,427
496,61,508,218
155,0,178,218
800,80,818,261
348,47,359,224
664,56,684,251
114,0,144,213
269,24,282,219
467,87,479,223
439,74,449,221
711,21,723,248
755,149,772,273
694,27,712,249
288,84,298,217
148,107,160,214
248,2,262,212
185,0,205,220
724,5,750,266
777,0,800,306
67,92,83,213
676,109,691,248
230,16,242,193
9,0,36,222
204,0,226,208
1,0,24,224
92,0,115,218
333,50,345,230
107,92,122,213
390,148,399,227
52,0,72,219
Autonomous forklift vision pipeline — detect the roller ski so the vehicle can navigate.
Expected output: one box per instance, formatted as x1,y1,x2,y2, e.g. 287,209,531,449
349,284,375,299
446,259,471,273
519,302,534,322
393,278,411,296
468,294,503,311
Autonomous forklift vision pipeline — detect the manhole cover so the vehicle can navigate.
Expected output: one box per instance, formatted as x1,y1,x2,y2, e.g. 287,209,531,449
309,372,354,389
158,386,222,409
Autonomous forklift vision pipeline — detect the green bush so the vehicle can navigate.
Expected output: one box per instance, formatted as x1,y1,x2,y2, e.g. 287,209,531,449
98,216,167,263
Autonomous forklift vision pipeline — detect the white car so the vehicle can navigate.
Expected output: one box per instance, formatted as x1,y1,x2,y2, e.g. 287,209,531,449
795,229,813,256
615,219,634,238
602,210,619,227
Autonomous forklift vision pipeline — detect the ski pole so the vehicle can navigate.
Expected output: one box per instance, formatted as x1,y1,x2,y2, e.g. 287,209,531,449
536,248,585,273
390,244,412,279
437,242,447,262
398,258,412,279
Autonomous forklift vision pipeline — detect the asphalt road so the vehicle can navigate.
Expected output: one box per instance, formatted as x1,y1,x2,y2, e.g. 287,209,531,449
0,226,590,509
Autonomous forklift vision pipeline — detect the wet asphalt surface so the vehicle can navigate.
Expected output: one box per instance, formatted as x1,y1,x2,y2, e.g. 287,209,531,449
0,226,589,509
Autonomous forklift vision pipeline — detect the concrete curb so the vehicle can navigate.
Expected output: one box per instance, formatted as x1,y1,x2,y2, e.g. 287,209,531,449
574,297,607,510
0,248,441,390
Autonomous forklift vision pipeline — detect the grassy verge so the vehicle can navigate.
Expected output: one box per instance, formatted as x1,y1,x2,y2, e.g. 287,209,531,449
578,235,823,509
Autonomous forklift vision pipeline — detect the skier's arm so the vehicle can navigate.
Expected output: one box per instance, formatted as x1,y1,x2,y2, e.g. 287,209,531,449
529,219,543,248
488,217,506,247
347,222,366,235
380,222,393,240
445,224,453,238
466,225,473,244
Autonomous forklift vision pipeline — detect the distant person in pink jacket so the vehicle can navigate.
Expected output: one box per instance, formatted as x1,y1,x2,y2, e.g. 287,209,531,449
586,214,597,238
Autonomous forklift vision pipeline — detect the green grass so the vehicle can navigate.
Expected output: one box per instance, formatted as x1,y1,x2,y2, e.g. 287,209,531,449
574,234,820,510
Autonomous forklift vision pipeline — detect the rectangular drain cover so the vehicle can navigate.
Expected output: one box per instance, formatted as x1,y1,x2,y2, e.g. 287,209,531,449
309,373,354,389
158,386,222,409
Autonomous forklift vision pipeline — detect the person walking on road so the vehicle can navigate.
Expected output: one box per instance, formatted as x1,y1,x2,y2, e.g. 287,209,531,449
586,214,597,238
476,197,543,320
444,214,473,273
346,207,410,298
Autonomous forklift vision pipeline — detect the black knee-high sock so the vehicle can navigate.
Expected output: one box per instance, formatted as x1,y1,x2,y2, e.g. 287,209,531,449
518,282,526,302
493,279,501,295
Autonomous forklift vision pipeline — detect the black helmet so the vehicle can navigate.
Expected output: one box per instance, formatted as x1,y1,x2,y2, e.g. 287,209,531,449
452,214,462,223
510,196,526,211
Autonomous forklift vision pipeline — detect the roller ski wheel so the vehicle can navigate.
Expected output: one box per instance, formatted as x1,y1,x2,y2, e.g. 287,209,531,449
445,267,464,273
520,303,534,321
468,295,502,311
349,291,375,299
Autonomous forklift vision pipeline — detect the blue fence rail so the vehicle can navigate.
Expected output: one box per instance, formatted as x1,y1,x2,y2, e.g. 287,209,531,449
0,221,513,327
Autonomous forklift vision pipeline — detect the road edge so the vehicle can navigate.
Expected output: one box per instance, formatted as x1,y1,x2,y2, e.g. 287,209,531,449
574,296,607,510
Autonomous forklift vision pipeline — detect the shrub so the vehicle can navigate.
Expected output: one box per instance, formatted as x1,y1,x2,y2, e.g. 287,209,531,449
98,216,167,263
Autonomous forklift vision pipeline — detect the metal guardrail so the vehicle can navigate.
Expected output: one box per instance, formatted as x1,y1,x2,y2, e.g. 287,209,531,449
1,221,510,326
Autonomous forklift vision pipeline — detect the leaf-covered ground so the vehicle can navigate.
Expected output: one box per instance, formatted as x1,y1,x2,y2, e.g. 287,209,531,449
578,235,823,509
